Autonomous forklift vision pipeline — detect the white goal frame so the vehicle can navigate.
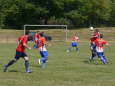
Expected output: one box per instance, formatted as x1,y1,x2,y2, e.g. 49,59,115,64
24,24,68,41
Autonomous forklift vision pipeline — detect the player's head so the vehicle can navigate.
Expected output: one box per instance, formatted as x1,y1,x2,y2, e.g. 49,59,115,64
100,34,103,38
25,30,29,35
39,32,44,37
95,29,99,32
75,33,77,36
25,30,33,41
36,31,40,34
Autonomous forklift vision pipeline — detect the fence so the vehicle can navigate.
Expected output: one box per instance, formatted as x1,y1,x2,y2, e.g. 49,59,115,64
0,30,23,43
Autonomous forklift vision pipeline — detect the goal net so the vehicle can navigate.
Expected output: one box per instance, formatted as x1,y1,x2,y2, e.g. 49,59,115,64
24,24,68,41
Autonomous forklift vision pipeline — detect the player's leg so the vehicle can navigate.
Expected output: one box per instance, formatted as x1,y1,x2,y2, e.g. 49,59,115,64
76,46,79,51
102,56,107,64
67,42,73,52
91,50,97,59
39,51,48,68
89,44,97,61
69,42,77,51
3,51,20,72
72,42,77,51
23,53,31,73
41,51,48,63
75,43,79,52
4,59,17,72
101,52,107,64
38,51,43,65
97,52,107,64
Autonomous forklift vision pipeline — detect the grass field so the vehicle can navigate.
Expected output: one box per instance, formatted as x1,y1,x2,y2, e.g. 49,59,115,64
0,41,115,86
0,28,115,86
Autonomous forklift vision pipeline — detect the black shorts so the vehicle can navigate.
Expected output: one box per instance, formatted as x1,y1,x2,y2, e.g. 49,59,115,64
14,51,27,60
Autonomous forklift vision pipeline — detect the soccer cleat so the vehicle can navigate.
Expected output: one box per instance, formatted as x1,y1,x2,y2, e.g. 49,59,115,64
26,70,32,73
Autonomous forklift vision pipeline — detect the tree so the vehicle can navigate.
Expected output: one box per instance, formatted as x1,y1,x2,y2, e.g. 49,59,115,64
109,0,115,26
0,0,114,29
84,0,112,27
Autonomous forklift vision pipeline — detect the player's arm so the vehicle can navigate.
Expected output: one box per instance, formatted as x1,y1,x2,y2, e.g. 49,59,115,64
23,43,31,50
43,38,47,45
43,37,49,47
104,40,109,46
17,37,21,45
17,40,20,45
106,44,111,51
104,41,111,51
105,42,110,48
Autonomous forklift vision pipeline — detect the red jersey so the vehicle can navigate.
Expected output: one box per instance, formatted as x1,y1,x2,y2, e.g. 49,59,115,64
37,37,45,48
35,33,40,43
93,32,100,38
94,38,108,52
71,36,79,42
16,35,28,52
90,32,100,43
36,37,47,51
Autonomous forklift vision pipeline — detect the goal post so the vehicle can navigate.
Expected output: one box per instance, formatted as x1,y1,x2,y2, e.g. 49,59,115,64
24,24,68,41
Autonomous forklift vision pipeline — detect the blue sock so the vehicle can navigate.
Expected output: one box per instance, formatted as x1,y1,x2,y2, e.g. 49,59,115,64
103,56,107,63
6,60,16,67
25,61,30,72
100,56,107,64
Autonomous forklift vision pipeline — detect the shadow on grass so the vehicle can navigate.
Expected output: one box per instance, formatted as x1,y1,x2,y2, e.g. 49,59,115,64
83,60,103,65
9,70,18,72
83,60,90,64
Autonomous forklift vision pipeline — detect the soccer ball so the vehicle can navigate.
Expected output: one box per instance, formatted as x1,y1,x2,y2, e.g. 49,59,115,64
89,26,94,31
66,50,70,52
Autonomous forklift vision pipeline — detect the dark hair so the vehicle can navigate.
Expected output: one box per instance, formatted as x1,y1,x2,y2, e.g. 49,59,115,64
25,30,29,35
36,31,40,33
39,32,44,37
100,34,103,38
95,29,99,32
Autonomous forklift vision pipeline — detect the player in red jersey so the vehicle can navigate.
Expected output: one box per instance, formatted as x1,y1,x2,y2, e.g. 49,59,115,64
4,31,32,73
89,29,100,61
33,31,41,48
94,34,109,64
35,31,40,44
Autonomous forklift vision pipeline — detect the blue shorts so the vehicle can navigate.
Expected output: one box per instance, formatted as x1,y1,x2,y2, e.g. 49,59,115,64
71,42,78,47
40,51,48,58
15,51,27,60
97,52,104,57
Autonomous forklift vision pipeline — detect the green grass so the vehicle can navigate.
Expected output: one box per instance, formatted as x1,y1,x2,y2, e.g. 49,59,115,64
0,42,115,86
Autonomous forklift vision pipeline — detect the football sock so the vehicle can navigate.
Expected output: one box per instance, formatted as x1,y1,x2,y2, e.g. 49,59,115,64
25,61,30,72
6,60,16,67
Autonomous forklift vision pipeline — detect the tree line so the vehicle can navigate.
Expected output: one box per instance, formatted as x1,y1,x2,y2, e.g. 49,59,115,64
0,0,115,29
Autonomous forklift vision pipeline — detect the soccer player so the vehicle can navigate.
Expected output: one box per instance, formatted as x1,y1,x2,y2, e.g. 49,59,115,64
89,29,100,61
33,31,40,48
35,31,40,44
67,33,80,52
94,34,109,64
4,31,32,73
36,32,48,68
